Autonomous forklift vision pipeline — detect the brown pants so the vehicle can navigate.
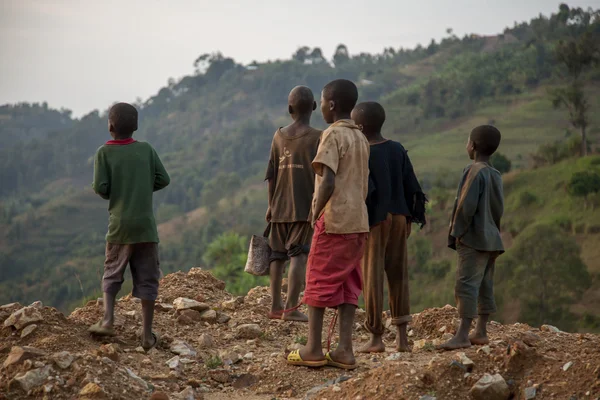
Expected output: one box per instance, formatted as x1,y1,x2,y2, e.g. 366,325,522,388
455,243,498,319
103,242,160,301
362,213,411,335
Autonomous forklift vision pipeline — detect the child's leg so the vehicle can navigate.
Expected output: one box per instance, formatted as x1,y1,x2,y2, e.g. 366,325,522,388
299,306,326,361
437,244,488,350
269,258,286,316
358,218,388,353
100,243,131,329
283,253,308,322
470,253,498,344
385,215,412,352
130,243,161,349
329,303,357,365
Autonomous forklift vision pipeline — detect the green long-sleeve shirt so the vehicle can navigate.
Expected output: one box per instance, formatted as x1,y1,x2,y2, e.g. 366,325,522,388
448,162,504,253
93,139,170,244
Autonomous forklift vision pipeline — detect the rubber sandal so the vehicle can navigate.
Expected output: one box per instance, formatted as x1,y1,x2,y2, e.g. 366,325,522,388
325,352,358,370
88,321,116,337
142,332,160,352
286,350,327,368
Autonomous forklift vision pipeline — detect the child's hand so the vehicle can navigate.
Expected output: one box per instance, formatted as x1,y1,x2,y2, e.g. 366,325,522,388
265,208,272,223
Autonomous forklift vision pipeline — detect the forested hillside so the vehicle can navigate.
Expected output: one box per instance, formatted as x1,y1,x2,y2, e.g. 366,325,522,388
1,4,599,333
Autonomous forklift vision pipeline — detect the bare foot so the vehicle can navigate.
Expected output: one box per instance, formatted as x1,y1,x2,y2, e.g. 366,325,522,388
299,347,325,363
469,333,489,345
328,347,356,367
283,310,308,322
358,335,385,353
396,327,411,353
268,309,283,320
436,336,472,351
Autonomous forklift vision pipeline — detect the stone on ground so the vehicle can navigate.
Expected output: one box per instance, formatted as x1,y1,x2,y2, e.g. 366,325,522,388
469,373,510,400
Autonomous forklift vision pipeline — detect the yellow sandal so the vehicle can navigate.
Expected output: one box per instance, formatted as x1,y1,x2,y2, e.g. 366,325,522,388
286,349,327,368
325,352,358,370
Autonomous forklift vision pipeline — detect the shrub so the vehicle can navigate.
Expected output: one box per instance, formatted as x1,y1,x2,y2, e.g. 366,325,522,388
491,152,512,174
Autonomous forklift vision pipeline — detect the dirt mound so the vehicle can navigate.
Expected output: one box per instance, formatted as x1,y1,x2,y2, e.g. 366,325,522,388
1,269,599,400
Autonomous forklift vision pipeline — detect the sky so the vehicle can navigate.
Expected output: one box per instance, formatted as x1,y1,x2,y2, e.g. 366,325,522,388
1,0,598,117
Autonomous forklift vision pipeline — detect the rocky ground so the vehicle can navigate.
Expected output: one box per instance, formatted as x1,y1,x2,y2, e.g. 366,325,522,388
1,268,599,400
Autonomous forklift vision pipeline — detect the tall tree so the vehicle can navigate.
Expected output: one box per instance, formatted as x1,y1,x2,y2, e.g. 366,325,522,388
293,46,310,63
333,44,350,66
550,32,599,156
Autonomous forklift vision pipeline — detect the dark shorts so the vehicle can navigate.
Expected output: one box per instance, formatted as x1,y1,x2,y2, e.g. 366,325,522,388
269,222,312,262
102,242,160,301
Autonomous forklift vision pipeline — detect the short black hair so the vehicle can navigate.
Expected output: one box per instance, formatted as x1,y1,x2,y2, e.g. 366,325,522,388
109,102,138,135
288,86,315,114
352,102,386,132
323,79,358,114
470,125,501,156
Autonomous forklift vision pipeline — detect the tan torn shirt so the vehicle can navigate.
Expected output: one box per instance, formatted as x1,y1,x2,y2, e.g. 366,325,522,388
311,119,370,234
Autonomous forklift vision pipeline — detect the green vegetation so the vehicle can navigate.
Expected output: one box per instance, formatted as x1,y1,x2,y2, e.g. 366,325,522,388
0,4,599,333
503,223,590,330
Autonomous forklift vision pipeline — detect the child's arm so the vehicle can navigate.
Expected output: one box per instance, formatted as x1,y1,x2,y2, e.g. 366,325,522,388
455,173,483,240
265,145,276,222
312,165,335,225
311,130,339,225
153,149,170,192
92,149,110,200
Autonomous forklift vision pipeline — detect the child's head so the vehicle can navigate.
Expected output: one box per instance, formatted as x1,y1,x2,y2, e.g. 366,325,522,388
288,86,316,118
108,102,138,139
351,102,386,136
321,79,358,124
467,125,501,160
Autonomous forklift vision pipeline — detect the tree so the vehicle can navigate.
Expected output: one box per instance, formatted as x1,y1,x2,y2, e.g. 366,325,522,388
550,32,599,156
491,152,512,174
292,46,310,63
508,224,590,329
309,47,326,64
333,44,350,66
567,171,600,208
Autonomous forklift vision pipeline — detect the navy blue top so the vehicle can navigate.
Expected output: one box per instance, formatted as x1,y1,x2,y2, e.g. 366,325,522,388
366,140,426,227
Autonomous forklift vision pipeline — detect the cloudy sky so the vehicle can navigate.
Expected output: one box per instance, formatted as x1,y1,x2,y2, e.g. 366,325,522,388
0,0,597,116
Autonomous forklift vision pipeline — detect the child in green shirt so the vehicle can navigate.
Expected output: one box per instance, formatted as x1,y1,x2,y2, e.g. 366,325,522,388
89,102,170,351
438,125,504,350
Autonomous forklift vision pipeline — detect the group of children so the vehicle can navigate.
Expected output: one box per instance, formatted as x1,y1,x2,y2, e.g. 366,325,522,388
90,79,505,369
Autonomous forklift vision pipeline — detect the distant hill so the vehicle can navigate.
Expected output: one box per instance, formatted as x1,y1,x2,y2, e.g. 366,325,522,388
0,4,599,333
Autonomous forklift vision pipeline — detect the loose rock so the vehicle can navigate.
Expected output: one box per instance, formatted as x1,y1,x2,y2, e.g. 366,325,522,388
209,369,232,383
524,386,537,399
457,352,474,372
236,324,262,339
3,306,43,330
3,346,46,368
540,324,560,333
79,382,106,398
469,373,510,400
20,324,38,339
52,351,75,369
170,340,197,357
563,361,573,371
200,309,217,323
386,353,402,361
126,368,149,389
166,356,180,369
98,343,120,362
173,298,209,312
198,333,214,349
12,365,53,392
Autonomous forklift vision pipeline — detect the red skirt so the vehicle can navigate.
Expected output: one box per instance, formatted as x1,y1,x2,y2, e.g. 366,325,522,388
302,215,367,308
